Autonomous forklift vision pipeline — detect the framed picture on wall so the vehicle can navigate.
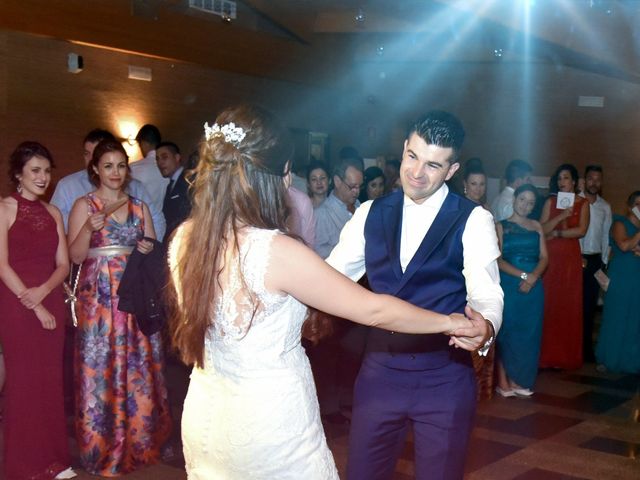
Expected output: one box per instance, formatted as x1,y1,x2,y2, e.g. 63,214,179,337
290,128,331,173
309,131,329,163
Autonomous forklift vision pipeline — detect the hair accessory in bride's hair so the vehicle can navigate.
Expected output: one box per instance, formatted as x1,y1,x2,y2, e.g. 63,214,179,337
204,122,246,146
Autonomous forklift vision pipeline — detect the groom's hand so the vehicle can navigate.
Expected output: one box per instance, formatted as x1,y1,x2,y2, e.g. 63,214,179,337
448,305,490,351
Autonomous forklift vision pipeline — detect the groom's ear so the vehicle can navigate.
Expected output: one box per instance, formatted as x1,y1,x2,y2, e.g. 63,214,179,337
445,161,460,181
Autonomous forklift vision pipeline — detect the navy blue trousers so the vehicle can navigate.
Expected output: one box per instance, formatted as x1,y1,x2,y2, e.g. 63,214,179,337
346,354,476,480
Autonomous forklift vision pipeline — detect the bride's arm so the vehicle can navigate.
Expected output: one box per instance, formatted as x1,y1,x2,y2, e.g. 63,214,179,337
266,234,468,335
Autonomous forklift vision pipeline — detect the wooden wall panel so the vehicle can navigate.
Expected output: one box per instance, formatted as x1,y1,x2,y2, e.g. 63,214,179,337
0,29,343,196
1,28,638,213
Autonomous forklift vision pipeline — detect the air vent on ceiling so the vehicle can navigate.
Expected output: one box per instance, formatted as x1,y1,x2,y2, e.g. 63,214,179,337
189,0,237,19
578,96,604,108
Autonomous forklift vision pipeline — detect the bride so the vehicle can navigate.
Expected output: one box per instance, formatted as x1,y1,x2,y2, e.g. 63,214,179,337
167,105,475,479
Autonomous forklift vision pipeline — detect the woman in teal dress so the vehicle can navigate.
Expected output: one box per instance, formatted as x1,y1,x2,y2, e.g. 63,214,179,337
495,184,548,397
595,190,640,373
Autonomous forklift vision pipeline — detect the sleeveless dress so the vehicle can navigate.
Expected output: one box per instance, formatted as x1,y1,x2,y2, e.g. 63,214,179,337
0,193,70,479
74,193,172,476
496,220,544,389
169,226,339,480
540,195,585,369
595,215,640,373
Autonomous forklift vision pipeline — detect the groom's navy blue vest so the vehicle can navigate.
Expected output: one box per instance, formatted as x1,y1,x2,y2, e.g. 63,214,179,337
364,190,476,370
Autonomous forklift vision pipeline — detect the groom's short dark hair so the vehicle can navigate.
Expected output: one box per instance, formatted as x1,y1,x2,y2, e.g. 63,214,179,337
407,110,465,162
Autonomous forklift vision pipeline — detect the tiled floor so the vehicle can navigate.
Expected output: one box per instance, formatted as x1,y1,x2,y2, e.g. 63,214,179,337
2,358,639,479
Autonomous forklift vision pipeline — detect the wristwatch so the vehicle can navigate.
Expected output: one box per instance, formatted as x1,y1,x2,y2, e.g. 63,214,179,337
520,272,528,281
477,320,495,356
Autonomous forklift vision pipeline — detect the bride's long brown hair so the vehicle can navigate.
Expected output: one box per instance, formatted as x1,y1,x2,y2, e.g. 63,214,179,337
168,105,294,367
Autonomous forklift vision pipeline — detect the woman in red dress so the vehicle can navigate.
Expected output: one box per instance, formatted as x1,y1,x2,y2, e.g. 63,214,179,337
539,164,590,369
0,142,75,479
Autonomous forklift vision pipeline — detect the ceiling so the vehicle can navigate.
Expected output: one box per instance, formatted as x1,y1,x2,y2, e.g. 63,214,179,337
243,0,640,83
1,0,639,85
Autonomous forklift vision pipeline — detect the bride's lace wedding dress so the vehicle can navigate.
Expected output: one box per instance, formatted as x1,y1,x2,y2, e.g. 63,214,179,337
169,226,339,479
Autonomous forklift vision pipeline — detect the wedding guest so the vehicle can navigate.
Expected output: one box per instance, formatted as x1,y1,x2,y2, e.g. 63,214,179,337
462,158,488,208
595,190,640,373
306,160,330,208
383,158,400,194
288,186,316,246
359,166,385,203
312,154,364,422
495,184,548,397
539,164,589,369
167,105,475,478
579,165,612,362
0,141,75,479
67,139,171,475
461,158,494,399
131,124,169,239
491,159,533,221
51,128,165,236
314,157,363,259
157,141,192,243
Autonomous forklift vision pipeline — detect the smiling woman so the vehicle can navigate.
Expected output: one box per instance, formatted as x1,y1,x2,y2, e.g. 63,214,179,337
0,141,75,479
66,139,171,476
539,164,590,370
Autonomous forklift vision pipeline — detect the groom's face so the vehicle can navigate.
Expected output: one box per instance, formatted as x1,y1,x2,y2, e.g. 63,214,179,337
400,133,458,204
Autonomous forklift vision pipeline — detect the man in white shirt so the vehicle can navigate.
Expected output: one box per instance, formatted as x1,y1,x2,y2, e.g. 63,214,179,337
131,124,169,239
491,159,533,221
579,165,612,362
311,155,364,424
313,156,364,259
327,111,503,480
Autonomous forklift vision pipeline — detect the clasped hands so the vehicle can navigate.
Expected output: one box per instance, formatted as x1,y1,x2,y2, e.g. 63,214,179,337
446,305,491,352
17,286,56,330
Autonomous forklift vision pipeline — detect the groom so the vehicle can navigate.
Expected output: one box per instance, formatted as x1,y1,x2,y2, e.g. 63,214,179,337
327,110,503,480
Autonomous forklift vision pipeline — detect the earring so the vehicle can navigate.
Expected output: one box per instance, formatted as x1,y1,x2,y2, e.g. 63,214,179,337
463,187,467,195
17,183,22,194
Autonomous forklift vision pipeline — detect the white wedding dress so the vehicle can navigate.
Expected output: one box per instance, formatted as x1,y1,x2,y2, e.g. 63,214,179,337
169,226,339,480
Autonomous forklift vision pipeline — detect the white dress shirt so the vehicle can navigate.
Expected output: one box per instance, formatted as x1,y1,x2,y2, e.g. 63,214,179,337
326,184,503,333
130,150,169,237
579,194,612,264
491,186,515,222
314,191,358,259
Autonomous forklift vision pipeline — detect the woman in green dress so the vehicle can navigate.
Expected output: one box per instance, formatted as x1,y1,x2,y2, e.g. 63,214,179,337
495,184,548,397
595,190,640,373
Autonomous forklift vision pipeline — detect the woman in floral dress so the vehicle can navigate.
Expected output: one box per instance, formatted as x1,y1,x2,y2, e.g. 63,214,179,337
67,139,171,476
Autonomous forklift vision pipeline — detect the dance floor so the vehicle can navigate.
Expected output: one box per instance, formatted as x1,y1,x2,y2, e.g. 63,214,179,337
1,342,638,479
